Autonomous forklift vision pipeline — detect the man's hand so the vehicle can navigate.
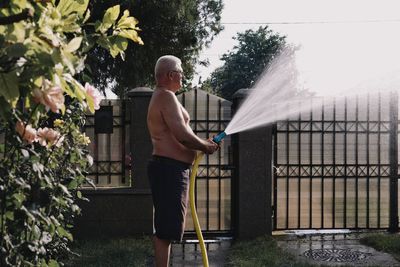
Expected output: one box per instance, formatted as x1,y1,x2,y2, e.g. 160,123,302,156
202,139,219,154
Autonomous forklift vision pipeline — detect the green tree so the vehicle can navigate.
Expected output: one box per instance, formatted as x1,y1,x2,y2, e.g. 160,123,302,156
205,26,287,100
0,1,142,265
87,0,224,97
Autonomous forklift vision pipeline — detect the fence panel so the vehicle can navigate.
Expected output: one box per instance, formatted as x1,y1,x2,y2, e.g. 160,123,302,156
273,92,398,230
84,99,130,188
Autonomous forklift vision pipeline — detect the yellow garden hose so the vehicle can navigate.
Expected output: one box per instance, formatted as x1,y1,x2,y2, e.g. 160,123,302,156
189,152,209,267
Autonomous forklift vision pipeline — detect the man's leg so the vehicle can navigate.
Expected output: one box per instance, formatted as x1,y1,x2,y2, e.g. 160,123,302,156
154,236,171,267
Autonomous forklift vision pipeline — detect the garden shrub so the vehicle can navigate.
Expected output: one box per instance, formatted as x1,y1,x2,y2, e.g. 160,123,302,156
0,0,143,265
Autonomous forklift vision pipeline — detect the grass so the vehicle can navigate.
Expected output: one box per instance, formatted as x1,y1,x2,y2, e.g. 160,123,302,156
64,237,153,267
360,233,400,261
226,235,317,267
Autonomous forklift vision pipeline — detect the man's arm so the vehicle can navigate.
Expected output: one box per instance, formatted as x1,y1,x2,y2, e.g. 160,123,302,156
161,91,217,154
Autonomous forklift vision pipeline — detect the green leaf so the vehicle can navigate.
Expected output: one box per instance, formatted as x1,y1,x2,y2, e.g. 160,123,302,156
82,73,92,83
57,226,73,241
7,23,26,42
68,179,78,189
5,43,27,58
21,149,29,158
5,211,14,220
48,260,59,267
12,0,28,9
59,75,76,98
109,36,128,58
0,97,11,119
117,29,143,44
100,5,120,33
57,0,89,17
70,78,85,101
83,9,91,23
59,184,72,197
64,37,82,53
0,71,19,107
12,193,26,205
117,12,140,30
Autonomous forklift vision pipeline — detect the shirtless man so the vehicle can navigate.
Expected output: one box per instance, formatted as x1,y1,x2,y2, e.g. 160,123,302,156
147,55,218,267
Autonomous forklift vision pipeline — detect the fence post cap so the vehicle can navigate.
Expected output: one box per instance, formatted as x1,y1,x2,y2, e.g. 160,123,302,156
126,87,154,97
232,88,250,99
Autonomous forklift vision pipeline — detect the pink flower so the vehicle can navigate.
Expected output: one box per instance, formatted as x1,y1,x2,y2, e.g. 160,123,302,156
15,121,37,144
37,127,64,147
33,79,65,113
84,83,102,110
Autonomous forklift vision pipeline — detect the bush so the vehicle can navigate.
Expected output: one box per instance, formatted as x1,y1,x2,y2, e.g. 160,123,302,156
0,1,142,265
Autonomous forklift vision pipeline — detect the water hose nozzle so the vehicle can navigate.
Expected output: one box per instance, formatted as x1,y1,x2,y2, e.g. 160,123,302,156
212,131,226,144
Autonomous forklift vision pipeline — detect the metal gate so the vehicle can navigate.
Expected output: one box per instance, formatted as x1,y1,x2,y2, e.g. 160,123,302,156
178,89,234,236
273,92,399,231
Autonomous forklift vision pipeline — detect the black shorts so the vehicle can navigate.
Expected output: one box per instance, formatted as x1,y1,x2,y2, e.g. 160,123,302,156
148,155,191,242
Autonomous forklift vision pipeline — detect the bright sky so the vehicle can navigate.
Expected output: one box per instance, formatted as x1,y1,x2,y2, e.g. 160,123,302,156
195,0,400,95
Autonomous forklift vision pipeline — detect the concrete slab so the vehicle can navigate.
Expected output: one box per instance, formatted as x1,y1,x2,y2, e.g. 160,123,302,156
170,238,232,267
277,233,400,267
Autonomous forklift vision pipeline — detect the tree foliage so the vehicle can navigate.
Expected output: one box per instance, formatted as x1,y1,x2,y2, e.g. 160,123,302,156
0,1,142,265
87,0,224,97
204,26,287,100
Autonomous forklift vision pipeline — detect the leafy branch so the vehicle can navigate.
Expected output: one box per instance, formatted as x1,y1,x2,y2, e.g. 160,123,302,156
0,8,33,25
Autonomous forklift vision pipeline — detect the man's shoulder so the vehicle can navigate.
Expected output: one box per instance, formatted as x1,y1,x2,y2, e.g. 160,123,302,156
153,89,178,104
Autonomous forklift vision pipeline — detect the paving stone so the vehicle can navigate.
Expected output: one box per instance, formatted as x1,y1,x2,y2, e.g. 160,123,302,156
277,233,400,267
169,238,232,267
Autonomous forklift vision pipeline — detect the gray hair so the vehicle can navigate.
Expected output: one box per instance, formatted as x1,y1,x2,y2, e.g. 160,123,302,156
154,55,181,78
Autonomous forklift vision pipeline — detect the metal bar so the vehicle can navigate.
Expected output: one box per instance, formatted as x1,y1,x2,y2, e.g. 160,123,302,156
206,93,210,230
333,97,336,228
218,99,222,231
286,118,289,229
321,98,325,228
273,123,278,230
95,121,99,185
298,101,301,228
121,100,126,185
366,94,370,228
182,92,186,107
378,92,381,228
344,97,348,228
355,96,359,228
194,90,198,210
309,99,313,228
389,91,398,233
274,164,388,177
107,101,112,184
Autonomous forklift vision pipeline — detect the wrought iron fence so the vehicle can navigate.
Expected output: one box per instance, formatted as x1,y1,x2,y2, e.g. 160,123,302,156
83,99,130,188
273,92,399,230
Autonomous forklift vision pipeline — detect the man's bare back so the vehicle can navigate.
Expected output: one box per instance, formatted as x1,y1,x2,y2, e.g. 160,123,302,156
147,88,196,164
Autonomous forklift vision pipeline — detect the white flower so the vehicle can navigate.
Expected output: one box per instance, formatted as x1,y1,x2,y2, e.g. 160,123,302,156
33,79,65,113
84,83,103,110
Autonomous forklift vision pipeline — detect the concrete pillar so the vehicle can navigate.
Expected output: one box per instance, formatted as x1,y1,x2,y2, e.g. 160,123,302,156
125,87,154,234
126,87,154,190
232,89,273,239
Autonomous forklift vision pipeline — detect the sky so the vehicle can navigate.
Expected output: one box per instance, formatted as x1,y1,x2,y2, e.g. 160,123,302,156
194,0,400,95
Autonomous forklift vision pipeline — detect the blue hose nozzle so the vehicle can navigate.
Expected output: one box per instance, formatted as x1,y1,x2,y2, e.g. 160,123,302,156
212,131,226,144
